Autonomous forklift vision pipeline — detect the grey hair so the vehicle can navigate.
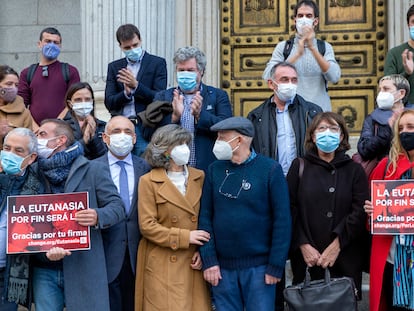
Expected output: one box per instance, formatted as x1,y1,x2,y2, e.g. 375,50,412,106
144,124,192,169
269,62,297,80
379,74,411,104
173,46,207,73
4,128,38,153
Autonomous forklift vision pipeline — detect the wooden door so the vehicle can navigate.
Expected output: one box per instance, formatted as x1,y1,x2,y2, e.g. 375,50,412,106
220,0,387,134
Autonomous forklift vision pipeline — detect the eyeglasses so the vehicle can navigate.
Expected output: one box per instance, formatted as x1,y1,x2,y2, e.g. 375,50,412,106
218,171,251,199
42,66,48,78
315,125,341,133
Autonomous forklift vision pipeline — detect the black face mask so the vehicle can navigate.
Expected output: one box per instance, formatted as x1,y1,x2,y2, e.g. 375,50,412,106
400,132,414,151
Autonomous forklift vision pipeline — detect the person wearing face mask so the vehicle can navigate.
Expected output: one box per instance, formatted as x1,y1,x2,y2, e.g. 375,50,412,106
248,62,322,176
262,0,340,112
357,74,411,163
18,27,80,128
363,109,414,311
384,5,414,105
149,46,233,172
93,115,151,311
198,117,291,311
62,82,107,160
105,24,167,156
0,66,33,151
32,119,124,311
286,112,369,301
0,128,43,311
135,124,211,311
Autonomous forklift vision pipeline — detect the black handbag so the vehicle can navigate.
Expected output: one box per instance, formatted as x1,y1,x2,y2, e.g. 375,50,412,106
283,268,358,311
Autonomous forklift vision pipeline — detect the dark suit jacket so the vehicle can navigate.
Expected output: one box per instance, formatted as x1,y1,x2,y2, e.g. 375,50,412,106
104,52,167,117
96,153,151,282
148,84,233,172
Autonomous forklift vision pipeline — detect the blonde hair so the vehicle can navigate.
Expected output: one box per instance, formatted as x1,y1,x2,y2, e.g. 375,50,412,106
387,109,414,176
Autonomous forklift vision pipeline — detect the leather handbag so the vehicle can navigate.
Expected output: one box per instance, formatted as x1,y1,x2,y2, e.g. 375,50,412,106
283,268,358,311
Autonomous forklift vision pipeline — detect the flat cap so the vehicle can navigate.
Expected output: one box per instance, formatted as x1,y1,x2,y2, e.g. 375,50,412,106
210,116,254,137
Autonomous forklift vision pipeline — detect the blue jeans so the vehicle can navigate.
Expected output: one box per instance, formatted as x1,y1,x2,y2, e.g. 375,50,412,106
132,124,148,157
33,267,65,311
0,269,17,311
211,265,276,311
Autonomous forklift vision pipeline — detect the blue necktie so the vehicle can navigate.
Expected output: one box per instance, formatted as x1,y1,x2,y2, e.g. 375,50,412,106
116,161,130,214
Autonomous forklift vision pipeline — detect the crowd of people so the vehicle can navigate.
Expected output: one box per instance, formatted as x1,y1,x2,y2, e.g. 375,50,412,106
1,0,414,310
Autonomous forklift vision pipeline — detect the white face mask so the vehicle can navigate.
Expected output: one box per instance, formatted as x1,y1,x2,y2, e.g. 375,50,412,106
72,101,93,118
376,91,396,110
296,17,314,35
37,138,58,159
108,133,133,157
275,83,297,102
212,136,239,160
170,144,190,166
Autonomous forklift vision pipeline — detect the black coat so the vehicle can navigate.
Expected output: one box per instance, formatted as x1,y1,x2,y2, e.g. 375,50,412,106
286,150,369,295
247,94,322,160
63,111,107,160
357,108,393,161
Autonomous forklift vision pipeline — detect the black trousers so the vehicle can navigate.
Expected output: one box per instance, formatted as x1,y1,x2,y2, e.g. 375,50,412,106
108,249,135,311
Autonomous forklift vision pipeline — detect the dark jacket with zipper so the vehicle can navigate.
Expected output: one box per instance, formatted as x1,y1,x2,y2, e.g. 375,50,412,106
247,94,322,160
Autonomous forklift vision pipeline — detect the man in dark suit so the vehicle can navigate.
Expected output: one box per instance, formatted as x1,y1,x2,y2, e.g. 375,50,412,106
104,24,167,155
143,46,232,172
95,116,151,311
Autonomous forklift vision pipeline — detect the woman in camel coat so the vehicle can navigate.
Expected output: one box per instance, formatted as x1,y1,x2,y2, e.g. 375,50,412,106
135,124,211,311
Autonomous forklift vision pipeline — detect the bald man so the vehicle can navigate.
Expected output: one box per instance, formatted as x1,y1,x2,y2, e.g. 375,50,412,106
96,116,151,311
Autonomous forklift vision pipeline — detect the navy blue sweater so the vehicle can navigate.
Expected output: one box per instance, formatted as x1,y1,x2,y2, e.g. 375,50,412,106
198,153,291,278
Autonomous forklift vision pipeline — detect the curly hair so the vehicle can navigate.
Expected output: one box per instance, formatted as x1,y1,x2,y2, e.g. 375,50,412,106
144,124,192,169
173,46,207,73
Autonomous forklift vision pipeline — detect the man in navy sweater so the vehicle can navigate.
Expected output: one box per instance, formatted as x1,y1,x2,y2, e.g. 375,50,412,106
198,117,292,311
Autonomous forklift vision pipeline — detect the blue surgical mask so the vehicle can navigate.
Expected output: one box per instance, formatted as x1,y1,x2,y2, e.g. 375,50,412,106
123,47,143,62
410,26,414,41
0,151,27,175
315,131,340,153
42,43,61,60
177,71,198,92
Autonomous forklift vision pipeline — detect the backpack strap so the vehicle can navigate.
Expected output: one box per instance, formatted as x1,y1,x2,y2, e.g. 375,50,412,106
26,63,39,86
27,62,70,86
283,38,325,61
298,157,304,179
61,62,70,85
283,39,294,61
316,39,326,56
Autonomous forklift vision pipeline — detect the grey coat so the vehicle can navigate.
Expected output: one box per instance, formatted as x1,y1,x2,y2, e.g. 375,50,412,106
36,156,124,311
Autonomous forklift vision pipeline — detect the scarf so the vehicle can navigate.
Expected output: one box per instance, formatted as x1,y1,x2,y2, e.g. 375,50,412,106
7,167,43,307
38,141,84,193
393,169,414,309
7,254,30,306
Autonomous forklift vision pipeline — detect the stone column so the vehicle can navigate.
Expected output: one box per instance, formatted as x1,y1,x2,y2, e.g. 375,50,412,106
388,0,414,48
80,0,176,120
191,0,221,87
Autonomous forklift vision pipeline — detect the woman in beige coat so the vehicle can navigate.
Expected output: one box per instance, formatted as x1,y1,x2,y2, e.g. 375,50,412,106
135,124,211,311
0,65,33,149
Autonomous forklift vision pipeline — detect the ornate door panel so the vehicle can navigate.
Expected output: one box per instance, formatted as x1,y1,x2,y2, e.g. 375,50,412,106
220,0,387,134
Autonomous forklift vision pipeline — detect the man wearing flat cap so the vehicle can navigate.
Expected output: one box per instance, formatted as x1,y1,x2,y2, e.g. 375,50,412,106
198,116,292,311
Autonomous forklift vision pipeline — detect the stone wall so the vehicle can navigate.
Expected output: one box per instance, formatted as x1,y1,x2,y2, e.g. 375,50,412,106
0,0,81,75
